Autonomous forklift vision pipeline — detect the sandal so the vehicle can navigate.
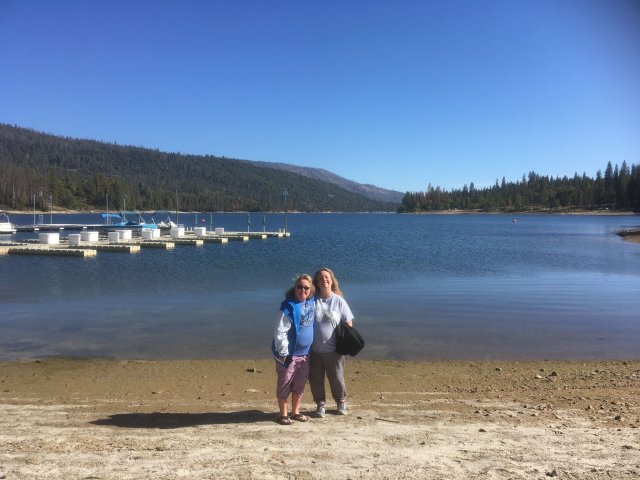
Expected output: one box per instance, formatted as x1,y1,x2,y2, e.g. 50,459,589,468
277,416,292,425
291,413,308,422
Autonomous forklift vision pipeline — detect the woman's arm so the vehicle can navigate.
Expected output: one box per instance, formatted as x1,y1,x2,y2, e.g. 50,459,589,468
273,312,292,357
340,297,355,327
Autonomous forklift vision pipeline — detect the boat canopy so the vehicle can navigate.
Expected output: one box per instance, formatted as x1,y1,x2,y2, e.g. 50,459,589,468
100,213,123,220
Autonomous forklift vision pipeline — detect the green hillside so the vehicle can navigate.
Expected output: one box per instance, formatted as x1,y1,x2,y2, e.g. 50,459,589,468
0,124,397,212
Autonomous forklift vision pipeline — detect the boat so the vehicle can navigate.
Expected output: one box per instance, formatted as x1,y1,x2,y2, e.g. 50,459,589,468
152,211,182,229
0,211,17,234
156,217,179,228
101,211,158,229
155,218,179,229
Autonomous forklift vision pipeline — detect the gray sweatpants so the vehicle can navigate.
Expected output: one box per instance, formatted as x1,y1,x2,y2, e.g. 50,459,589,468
309,350,346,405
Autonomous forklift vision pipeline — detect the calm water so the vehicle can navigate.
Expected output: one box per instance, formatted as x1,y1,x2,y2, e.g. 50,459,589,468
1,213,639,361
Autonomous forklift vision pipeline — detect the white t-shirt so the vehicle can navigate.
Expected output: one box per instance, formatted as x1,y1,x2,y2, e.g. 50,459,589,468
312,294,355,354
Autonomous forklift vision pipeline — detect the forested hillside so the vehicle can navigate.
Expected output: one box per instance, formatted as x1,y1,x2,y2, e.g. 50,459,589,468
0,124,397,212
247,160,404,204
400,163,640,213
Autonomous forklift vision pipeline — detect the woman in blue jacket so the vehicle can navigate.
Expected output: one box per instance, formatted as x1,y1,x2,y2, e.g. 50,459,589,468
272,274,316,425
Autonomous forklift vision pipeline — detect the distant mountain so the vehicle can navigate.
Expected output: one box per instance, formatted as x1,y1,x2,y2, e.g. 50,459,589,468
0,124,400,212
246,161,404,204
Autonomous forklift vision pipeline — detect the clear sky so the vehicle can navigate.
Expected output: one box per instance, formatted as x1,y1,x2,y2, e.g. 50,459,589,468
1,1,638,193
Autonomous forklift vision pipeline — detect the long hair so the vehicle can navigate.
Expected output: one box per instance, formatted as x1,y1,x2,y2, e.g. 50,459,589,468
285,274,315,300
313,267,343,297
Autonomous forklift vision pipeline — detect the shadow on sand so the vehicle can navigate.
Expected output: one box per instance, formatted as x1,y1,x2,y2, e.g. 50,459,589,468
90,410,274,429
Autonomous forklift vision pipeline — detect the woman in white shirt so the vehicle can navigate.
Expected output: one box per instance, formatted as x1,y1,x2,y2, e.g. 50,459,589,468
309,267,354,417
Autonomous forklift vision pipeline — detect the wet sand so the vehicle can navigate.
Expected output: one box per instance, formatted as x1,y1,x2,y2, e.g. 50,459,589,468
1,357,639,479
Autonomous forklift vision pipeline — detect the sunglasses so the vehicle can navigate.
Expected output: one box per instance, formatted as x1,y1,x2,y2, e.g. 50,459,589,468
296,285,311,291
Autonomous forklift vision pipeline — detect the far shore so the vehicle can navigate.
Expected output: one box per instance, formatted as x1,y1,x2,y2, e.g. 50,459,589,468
5,208,639,216
405,208,639,216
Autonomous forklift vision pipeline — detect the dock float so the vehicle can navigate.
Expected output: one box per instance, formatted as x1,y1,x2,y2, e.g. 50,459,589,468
0,241,30,247
7,247,97,257
75,244,141,253
224,235,250,242
16,224,103,232
169,238,204,246
201,236,229,244
139,241,176,249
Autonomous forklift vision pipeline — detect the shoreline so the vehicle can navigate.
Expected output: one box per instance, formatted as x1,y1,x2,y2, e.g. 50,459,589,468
404,208,639,216
5,208,639,216
1,357,638,479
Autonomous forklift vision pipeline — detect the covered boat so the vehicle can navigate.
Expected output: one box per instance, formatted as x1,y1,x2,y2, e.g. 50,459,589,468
101,211,157,229
0,211,16,234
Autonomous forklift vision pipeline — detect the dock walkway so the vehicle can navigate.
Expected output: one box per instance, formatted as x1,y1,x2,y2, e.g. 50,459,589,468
0,230,290,258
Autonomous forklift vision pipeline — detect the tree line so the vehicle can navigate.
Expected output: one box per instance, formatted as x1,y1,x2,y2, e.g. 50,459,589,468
400,161,640,213
0,124,396,212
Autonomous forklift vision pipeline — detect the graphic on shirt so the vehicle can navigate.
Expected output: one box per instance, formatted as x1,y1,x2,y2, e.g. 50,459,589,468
300,301,314,327
317,299,337,324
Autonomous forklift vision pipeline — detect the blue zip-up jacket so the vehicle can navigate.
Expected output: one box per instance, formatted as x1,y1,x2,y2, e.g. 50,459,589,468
272,298,315,365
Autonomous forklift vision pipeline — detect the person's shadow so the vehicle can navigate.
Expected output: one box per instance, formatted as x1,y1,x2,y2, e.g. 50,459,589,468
90,410,273,429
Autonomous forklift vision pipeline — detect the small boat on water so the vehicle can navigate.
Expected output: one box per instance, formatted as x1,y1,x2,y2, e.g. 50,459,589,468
101,211,158,229
152,211,182,229
155,217,179,229
0,211,17,234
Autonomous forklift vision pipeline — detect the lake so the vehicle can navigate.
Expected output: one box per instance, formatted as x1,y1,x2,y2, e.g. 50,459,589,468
1,212,639,361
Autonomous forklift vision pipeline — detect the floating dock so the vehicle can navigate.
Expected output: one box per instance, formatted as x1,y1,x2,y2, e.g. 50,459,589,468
0,229,289,258
139,241,176,249
75,244,141,253
5,246,97,257
15,224,103,232
201,237,229,244
170,238,204,246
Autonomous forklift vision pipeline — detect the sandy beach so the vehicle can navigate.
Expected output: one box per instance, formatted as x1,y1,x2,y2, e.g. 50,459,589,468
1,358,638,479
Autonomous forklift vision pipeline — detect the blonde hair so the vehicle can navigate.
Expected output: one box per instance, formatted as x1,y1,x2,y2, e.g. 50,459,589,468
285,274,315,300
313,267,343,297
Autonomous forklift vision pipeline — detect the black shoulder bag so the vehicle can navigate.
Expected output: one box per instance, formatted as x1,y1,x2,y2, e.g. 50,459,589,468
334,322,365,356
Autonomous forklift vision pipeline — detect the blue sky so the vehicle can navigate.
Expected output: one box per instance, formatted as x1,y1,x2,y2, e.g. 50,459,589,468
1,1,638,193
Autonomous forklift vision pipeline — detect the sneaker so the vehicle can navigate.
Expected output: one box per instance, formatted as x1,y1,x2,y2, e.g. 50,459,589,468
337,402,347,415
313,404,326,418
